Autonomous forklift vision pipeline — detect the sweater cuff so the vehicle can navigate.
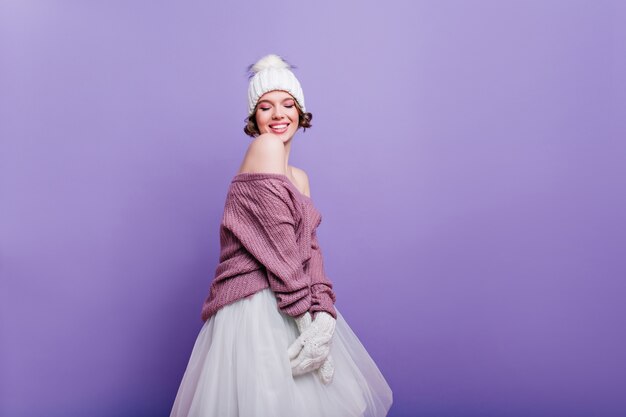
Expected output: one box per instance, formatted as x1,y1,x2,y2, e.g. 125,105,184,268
310,301,337,320
276,286,312,318
310,282,337,319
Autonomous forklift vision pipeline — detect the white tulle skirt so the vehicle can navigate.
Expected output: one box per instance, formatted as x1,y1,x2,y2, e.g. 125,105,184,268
170,288,393,417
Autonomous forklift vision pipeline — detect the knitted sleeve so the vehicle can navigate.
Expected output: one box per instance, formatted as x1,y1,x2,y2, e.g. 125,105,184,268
308,229,337,319
222,179,311,318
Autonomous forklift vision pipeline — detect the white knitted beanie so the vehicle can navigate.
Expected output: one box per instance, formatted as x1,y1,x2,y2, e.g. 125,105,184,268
247,54,306,116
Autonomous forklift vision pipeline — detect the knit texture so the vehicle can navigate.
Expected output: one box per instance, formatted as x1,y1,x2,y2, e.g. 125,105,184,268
200,172,337,322
247,54,306,115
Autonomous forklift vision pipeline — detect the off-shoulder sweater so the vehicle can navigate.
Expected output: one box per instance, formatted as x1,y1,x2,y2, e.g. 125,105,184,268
200,172,337,322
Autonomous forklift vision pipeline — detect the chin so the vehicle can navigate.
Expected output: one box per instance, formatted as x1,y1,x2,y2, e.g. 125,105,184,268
272,131,296,142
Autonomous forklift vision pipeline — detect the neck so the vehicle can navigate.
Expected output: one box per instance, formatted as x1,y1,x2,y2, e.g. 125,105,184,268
283,136,293,175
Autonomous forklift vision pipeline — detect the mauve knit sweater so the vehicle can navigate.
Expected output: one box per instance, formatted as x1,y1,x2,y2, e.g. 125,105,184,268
200,172,337,322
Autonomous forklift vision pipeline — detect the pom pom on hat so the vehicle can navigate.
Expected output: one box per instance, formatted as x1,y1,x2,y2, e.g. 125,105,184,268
247,54,305,115
248,54,292,74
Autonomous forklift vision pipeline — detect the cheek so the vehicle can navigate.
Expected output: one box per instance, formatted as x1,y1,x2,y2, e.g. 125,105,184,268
288,108,300,121
255,112,268,127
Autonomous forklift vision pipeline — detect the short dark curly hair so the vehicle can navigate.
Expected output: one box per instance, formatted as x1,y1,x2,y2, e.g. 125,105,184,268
243,100,313,137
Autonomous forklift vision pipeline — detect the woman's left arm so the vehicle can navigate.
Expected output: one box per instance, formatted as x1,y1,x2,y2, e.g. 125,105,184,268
308,230,337,319
299,169,337,318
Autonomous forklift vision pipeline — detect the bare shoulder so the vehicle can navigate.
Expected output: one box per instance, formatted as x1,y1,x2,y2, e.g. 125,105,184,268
237,134,286,175
291,166,311,197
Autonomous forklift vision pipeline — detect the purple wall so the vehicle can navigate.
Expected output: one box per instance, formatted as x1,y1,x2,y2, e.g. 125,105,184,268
1,1,625,416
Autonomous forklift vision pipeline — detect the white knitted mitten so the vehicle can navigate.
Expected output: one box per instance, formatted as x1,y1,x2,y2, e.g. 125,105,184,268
316,351,335,384
291,312,335,384
305,312,335,384
293,311,313,333
288,311,336,383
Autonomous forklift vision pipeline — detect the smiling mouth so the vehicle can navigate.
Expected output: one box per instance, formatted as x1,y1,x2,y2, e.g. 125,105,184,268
269,124,289,132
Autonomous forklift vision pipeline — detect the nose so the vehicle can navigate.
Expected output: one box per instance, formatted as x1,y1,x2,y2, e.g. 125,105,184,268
272,106,284,119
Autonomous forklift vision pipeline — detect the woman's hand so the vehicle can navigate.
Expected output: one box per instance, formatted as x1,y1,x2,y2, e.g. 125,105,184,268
288,311,336,384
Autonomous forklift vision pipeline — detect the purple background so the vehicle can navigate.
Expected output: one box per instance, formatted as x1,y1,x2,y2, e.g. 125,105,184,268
1,1,625,416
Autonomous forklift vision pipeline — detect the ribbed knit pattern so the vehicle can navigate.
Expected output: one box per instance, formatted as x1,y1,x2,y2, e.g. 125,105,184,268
200,172,337,322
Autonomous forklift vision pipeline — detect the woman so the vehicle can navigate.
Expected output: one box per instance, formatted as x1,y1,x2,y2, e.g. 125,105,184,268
169,54,393,417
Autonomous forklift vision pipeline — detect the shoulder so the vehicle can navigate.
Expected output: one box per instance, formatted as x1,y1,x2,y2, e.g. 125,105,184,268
291,166,311,197
238,134,286,175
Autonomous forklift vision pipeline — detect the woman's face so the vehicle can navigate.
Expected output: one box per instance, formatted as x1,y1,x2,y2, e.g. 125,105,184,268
254,90,300,140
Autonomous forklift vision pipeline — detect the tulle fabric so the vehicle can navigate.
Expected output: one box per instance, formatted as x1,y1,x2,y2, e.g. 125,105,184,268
170,288,393,417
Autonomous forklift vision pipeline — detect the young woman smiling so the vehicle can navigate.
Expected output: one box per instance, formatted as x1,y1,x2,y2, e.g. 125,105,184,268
254,91,300,136
169,54,393,417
